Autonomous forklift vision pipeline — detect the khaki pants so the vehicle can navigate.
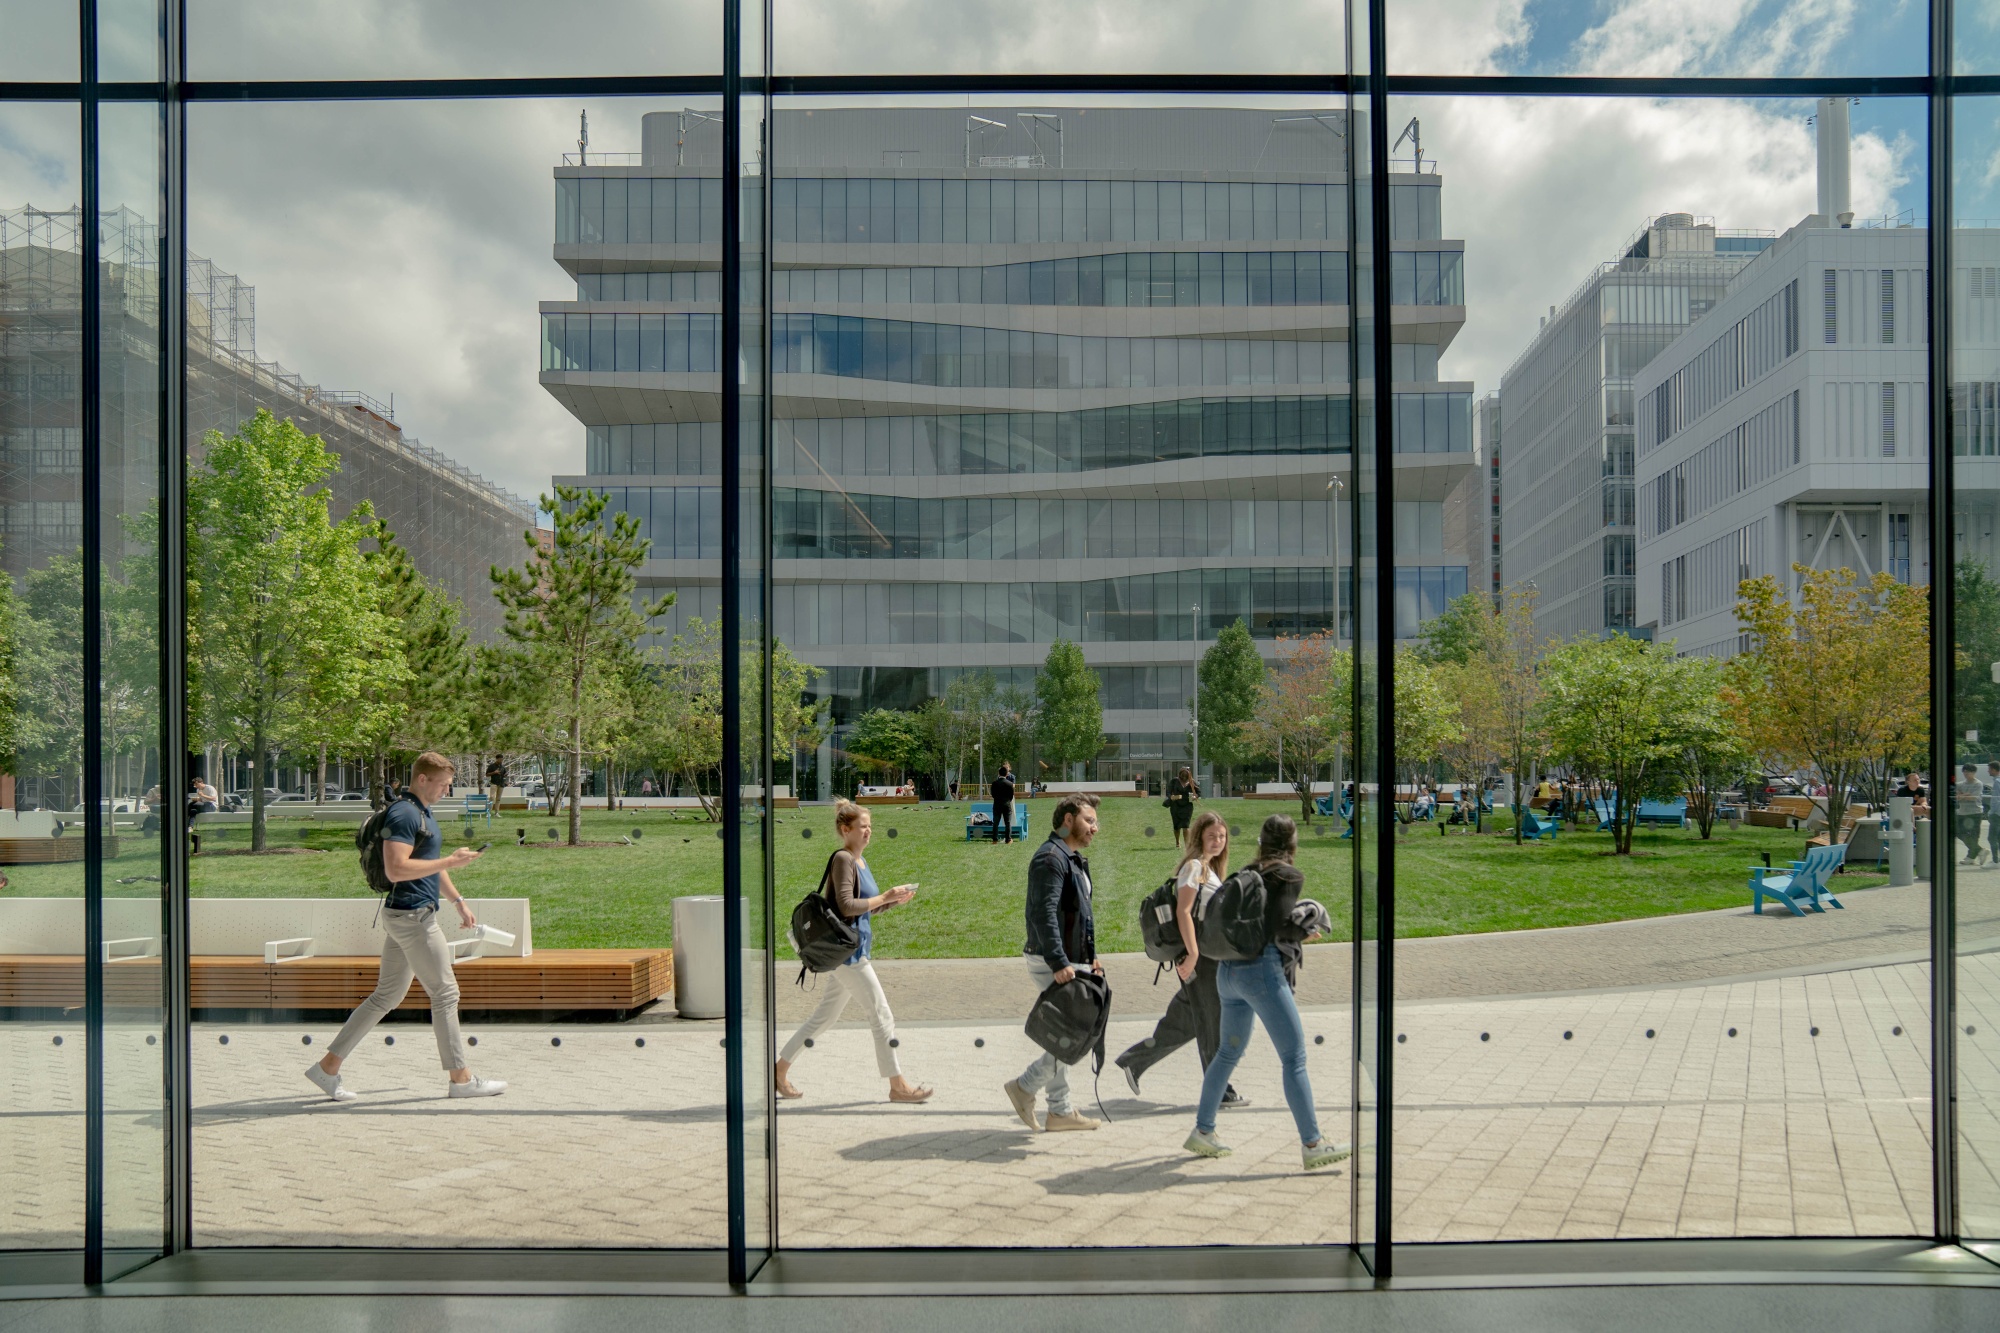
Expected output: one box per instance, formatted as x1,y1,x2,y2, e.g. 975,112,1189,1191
779,958,901,1078
328,906,468,1071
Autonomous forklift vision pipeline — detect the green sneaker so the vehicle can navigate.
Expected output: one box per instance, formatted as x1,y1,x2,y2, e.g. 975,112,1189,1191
1184,1128,1232,1158
1303,1140,1352,1171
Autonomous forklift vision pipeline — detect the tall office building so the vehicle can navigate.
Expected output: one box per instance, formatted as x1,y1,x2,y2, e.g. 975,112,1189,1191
1476,390,1501,601
542,107,1478,789
1499,213,1773,642
1633,102,1952,657
0,205,536,639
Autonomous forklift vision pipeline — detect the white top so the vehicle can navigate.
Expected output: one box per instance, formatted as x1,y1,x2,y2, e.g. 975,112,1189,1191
1176,860,1222,895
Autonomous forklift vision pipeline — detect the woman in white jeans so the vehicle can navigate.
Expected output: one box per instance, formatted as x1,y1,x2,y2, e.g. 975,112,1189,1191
775,800,932,1103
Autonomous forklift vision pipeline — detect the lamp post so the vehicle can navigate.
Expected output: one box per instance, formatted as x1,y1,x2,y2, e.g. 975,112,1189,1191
1191,601,1201,791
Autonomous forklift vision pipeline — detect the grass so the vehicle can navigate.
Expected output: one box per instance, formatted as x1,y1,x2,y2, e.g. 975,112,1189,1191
0,799,1887,957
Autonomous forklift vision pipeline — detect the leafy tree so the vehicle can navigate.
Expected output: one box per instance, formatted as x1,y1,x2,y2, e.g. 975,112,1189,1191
1671,657,1753,839
846,707,925,780
1484,583,1547,844
1243,629,1345,819
1034,640,1105,778
187,410,391,850
1956,557,2000,747
1412,591,1493,667
1395,647,1466,790
772,642,829,797
491,485,669,845
643,616,724,818
1537,634,1698,855
0,555,20,777
1195,618,1266,793
1731,563,1929,841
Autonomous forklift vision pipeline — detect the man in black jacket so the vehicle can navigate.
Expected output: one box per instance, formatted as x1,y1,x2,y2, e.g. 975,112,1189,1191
990,763,1016,844
1003,793,1102,1132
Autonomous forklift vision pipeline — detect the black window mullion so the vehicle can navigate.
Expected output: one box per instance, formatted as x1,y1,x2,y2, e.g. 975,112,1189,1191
79,0,106,1287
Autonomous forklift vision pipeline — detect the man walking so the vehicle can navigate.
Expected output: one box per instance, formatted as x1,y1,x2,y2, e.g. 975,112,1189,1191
1985,761,2000,869
485,755,508,811
990,762,1016,845
305,751,505,1102
1004,794,1103,1132
1956,763,1986,866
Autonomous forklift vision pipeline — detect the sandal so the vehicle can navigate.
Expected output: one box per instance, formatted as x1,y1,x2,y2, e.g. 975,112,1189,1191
889,1084,934,1103
775,1079,803,1100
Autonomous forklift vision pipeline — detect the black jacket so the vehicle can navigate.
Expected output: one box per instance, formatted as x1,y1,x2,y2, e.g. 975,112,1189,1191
991,773,1016,806
1024,834,1094,971
1252,859,1308,985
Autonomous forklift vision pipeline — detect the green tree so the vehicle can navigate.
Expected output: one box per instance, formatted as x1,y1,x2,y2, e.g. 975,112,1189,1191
14,556,84,804
642,616,724,819
1484,583,1547,844
187,410,391,850
1244,630,1345,819
0,556,20,777
772,642,829,798
846,708,925,781
1537,634,1698,855
1955,558,2000,780
1731,564,1929,840
1668,656,1752,839
1034,640,1105,778
1411,591,1494,667
1195,618,1265,793
491,485,670,845
1394,647,1466,789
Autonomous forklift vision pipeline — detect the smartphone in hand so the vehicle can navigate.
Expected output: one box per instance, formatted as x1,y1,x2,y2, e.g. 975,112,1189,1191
474,842,491,853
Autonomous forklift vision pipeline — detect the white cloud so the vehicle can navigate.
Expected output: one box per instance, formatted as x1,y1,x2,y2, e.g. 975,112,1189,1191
1570,0,1857,77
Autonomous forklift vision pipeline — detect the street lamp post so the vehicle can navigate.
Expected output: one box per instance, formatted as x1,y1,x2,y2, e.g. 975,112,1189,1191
1191,601,1201,791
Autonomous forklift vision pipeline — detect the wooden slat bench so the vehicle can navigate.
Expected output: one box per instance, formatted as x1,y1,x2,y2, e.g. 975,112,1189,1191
0,949,673,1012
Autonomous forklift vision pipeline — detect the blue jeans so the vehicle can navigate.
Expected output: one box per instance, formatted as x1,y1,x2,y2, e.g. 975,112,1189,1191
1197,945,1320,1143
1016,954,1072,1115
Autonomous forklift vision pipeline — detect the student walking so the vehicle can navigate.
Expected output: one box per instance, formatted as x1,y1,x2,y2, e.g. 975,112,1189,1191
775,800,932,1103
1165,766,1198,848
1004,794,1103,1132
990,762,1017,845
1115,810,1246,1107
1183,814,1348,1171
485,756,508,810
304,751,504,1102
1956,763,1986,866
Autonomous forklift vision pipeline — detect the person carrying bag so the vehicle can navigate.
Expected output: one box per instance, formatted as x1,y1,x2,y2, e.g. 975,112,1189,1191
776,800,932,1104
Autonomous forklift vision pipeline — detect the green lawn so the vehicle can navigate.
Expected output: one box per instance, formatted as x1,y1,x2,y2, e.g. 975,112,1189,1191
0,798,1885,956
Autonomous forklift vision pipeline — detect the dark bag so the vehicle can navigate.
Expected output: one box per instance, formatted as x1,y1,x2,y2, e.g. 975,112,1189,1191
788,852,860,982
354,795,415,897
1024,970,1113,1073
1195,866,1269,963
1138,873,1188,964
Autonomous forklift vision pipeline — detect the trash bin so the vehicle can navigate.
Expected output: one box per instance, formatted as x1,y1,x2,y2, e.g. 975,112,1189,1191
1915,818,1931,881
673,895,727,1019
1887,797,1914,887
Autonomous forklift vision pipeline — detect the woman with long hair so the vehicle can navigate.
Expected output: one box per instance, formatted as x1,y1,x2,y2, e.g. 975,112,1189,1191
1114,809,1246,1108
775,800,932,1103
1183,813,1347,1171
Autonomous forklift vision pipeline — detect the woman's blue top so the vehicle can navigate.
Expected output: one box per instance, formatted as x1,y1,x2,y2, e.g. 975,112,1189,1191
847,860,879,964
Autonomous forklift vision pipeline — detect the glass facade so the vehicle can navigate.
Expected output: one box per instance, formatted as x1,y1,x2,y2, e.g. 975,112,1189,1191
3,0,1996,1299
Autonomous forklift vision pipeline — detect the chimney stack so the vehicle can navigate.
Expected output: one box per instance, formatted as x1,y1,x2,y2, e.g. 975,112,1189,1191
1816,97,1853,229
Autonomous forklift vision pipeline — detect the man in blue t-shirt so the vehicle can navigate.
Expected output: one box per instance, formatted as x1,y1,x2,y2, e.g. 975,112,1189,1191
306,752,505,1101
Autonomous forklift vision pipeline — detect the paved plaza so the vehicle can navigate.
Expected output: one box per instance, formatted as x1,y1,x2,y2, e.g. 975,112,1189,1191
5,879,2000,1249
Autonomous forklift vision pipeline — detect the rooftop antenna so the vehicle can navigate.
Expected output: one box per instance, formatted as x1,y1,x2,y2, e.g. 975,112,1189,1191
679,108,724,167
966,115,1006,169
1019,112,1063,168
1392,116,1422,172
578,109,589,166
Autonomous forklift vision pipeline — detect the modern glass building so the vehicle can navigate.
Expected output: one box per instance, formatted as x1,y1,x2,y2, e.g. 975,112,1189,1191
6,0,2000,1321
1498,213,1774,641
541,107,1477,788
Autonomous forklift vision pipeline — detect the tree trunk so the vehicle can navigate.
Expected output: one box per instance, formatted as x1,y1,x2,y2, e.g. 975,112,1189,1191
316,743,327,804
568,708,584,845
249,722,267,852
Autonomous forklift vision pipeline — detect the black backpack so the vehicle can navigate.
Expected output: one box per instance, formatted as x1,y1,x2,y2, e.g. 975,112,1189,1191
1195,866,1269,963
355,796,416,897
1025,970,1113,1071
788,852,860,983
1139,873,1188,963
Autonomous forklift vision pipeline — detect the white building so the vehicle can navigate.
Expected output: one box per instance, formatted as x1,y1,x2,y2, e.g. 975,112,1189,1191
1633,100,1943,658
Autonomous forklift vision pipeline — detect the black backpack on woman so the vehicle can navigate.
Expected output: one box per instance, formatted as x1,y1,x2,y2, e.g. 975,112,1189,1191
787,852,859,983
1195,865,1269,962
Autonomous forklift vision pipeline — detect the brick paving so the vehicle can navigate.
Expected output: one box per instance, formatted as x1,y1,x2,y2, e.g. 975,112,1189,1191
6,880,2000,1249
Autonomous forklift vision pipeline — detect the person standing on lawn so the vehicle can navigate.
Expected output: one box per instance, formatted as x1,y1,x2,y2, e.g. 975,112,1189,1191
1114,810,1247,1108
775,800,932,1103
990,762,1017,845
304,751,503,1102
1183,814,1348,1172
485,755,508,811
1166,766,1198,848
1004,793,1103,1133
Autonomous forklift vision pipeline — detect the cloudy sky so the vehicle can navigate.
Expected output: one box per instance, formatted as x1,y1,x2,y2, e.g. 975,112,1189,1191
0,0,1975,499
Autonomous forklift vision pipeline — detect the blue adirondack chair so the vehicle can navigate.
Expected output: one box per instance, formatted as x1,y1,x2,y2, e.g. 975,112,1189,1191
1314,793,1338,818
463,792,491,826
1637,796,1689,828
1520,808,1561,840
1591,797,1617,832
1749,842,1847,916
964,801,1029,842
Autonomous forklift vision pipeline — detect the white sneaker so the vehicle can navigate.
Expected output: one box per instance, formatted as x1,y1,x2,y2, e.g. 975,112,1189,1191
304,1063,357,1103
1184,1128,1232,1158
1303,1139,1352,1171
448,1076,507,1099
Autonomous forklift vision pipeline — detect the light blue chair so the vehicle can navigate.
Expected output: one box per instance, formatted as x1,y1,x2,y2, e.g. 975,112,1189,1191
1637,796,1689,828
1591,798,1617,832
1520,808,1561,840
964,801,1029,842
1750,842,1847,916
464,792,491,826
